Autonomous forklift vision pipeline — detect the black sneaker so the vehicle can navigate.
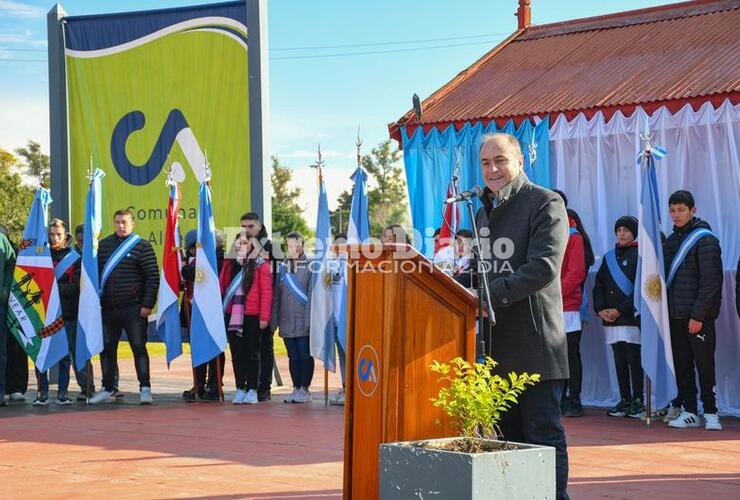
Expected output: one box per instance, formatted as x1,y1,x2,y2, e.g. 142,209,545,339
112,390,125,399
202,387,219,402
258,390,271,402
627,397,645,419
56,390,73,406
33,391,49,406
607,398,631,417
183,387,196,401
565,398,585,417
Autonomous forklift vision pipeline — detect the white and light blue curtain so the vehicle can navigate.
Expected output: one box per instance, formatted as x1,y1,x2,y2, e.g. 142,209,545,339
401,118,550,256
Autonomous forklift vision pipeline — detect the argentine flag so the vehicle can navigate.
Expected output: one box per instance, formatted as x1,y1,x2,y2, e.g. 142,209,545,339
635,151,676,408
335,166,371,352
156,183,182,366
189,182,227,367
75,169,105,371
310,174,336,371
7,188,69,372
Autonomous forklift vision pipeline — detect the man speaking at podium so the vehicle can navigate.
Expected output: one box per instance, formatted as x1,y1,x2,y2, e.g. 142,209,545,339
476,133,570,500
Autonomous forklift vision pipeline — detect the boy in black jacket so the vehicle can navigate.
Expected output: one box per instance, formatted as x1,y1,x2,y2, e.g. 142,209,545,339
662,191,723,430
593,216,643,418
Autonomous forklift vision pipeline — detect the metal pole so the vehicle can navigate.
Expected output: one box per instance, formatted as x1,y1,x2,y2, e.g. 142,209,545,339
645,376,652,426
47,4,70,222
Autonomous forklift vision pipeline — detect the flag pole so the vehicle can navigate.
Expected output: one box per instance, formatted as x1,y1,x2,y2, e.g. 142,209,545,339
645,376,652,426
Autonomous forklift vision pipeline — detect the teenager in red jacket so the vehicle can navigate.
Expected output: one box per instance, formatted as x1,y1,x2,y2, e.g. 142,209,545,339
554,191,595,418
220,233,273,405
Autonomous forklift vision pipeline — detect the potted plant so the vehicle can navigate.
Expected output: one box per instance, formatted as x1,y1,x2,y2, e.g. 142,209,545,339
379,357,556,499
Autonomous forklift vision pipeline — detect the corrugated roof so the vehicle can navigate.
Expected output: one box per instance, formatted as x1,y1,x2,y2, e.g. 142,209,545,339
390,0,740,140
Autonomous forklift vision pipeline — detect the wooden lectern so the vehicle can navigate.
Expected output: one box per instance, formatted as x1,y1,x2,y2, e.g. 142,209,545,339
341,243,477,499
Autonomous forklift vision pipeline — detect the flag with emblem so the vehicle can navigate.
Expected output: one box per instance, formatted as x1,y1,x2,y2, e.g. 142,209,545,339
156,182,183,366
635,144,676,408
433,169,460,272
310,172,336,371
189,181,227,367
6,187,70,372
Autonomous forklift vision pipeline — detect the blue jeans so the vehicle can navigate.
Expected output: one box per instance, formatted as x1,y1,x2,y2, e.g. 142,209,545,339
37,354,71,393
0,304,7,397
64,320,92,391
283,336,314,389
498,378,570,500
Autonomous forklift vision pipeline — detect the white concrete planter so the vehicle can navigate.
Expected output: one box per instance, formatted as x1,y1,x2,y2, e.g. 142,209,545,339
380,437,555,500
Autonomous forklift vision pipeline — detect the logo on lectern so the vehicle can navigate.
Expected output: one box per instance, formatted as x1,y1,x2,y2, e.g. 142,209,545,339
356,344,379,397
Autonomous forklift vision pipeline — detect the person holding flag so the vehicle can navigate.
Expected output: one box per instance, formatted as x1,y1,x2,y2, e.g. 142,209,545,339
33,218,87,405
90,209,158,404
156,179,183,367
662,190,723,430
6,188,70,392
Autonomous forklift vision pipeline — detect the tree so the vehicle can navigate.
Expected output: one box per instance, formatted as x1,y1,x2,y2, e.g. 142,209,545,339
15,140,50,186
271,156,310,241
329,189,352,236
362,140,409,236
0,148,35,243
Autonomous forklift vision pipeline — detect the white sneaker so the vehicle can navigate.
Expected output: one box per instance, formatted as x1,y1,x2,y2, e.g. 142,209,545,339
9,392,26,402
293,388,311,403
704,413,723,431
662,406,682,423
140,387,153,405
330,389,345,406
284,388,299,403
232,389,247,405
668,410,701,428
89,390,114,404
244,389,258,405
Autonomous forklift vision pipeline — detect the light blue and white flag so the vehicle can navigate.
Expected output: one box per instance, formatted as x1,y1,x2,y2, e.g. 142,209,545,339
75,169,105,371
635,149,676,408
189,182,227,367
310,174,336,371
334,166,370,352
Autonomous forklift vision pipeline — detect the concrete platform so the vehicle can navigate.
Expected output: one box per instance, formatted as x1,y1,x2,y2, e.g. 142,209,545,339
1,353,738,499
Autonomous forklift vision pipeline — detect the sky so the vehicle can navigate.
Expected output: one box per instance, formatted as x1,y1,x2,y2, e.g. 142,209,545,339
0,0,676,223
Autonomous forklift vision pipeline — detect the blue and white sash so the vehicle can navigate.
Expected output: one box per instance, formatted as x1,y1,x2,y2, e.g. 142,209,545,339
54,248,80,280
279,262,308,306
666,228,715,288
604,249,634,296
99,233,142,291
222,268,244,312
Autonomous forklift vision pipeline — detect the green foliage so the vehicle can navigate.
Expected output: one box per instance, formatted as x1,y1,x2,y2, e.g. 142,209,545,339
430,357,540,441
271,155,311,240
0,148,35,243
362,140,409,236
15,140,50,186
329,188,352,236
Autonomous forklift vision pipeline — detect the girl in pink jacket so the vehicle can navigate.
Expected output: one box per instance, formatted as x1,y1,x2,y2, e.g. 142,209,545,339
220,234,273,405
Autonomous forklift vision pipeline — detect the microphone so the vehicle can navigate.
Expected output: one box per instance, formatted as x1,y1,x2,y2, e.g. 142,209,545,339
444,185,484,204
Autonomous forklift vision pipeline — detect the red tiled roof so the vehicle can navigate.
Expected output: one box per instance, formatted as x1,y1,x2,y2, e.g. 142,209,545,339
389,0,740,142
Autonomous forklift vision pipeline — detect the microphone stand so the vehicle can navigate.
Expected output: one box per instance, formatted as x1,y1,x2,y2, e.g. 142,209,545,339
464,198,496,361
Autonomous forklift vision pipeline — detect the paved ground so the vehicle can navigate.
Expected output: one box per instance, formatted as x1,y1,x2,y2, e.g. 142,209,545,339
1,353,738,499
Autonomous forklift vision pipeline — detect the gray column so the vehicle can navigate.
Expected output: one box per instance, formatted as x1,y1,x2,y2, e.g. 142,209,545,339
247,0,271,231
47,4,70,223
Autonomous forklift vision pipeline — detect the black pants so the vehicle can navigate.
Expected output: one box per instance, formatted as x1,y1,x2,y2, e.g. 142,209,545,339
611,341,643,401
669,318,717,414
195,352,225,389
499,379,569,500
228,315,261,391
5,329,28,394
562,331,582,401
258,326,274,393
101,305,150,391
